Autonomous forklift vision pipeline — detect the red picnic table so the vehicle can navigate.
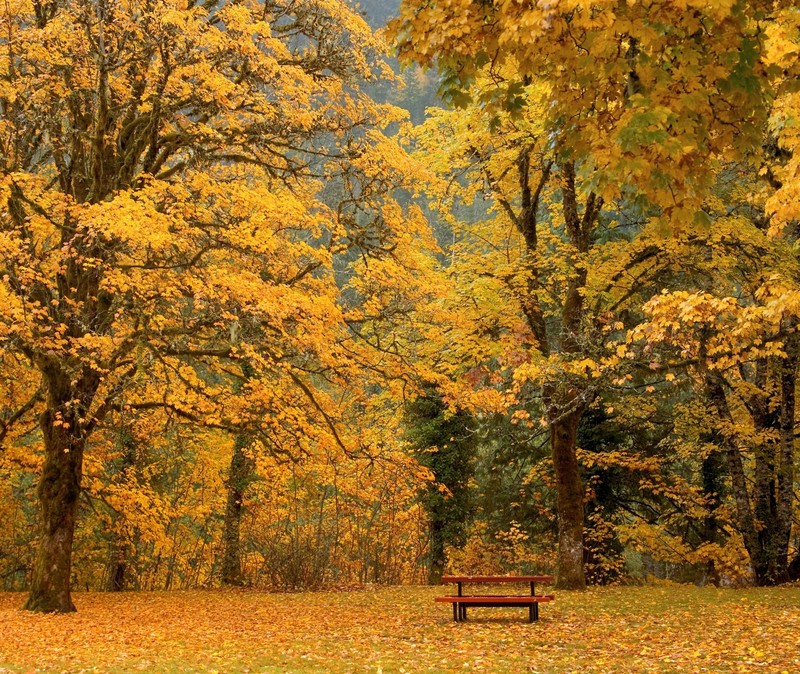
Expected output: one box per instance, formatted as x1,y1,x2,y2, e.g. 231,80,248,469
435,575,555,622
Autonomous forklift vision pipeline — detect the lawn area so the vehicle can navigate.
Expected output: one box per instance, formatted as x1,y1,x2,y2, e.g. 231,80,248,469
1,585,799,673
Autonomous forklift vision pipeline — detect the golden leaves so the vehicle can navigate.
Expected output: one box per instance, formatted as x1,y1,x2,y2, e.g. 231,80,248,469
392,0,790,218
0,3,447,607
634,282,800,370
2,586,800,672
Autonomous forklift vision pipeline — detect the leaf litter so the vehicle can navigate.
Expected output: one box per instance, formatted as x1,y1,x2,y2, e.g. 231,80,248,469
1,585,799,673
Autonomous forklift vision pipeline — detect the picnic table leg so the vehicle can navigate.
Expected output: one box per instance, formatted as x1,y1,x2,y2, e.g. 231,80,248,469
461,605,467,621
529,581,540,622
453,602,458,621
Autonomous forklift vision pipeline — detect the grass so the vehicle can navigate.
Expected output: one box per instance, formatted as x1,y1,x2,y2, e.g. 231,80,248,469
1,584,799,673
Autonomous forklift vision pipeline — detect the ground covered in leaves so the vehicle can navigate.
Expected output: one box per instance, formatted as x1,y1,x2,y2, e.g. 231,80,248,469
1,585,799,673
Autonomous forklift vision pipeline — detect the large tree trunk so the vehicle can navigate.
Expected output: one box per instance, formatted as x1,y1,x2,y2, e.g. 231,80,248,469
551,406,587,589
546,163,598,590
221,434,253,586
24,356,101,611
510,158,600,590
24,406,85,612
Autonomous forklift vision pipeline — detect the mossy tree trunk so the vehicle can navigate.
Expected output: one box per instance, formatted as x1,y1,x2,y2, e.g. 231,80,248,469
550,407,587,590
24,369,93,612
508,156,600,590
221,433,254,586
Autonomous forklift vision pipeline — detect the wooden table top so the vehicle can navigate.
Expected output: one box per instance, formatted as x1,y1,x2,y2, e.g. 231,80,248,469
441,575,555,583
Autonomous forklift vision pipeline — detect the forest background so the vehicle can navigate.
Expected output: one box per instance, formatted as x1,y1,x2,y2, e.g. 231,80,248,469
2,0,800,614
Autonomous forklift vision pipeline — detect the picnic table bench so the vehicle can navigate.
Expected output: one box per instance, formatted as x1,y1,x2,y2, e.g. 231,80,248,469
435,575,555,623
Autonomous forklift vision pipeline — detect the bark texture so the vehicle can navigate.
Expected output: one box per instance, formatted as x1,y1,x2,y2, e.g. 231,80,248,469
551,408,587,589
221,434,254,586
507,157,600,589
24,395,85,612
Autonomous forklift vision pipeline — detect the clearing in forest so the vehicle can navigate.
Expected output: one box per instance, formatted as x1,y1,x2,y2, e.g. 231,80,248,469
1,585,799,673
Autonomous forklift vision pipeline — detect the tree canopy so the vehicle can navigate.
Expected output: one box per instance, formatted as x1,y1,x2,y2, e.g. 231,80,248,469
1,0,800,612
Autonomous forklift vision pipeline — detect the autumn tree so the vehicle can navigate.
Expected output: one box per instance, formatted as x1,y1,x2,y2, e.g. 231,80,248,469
621,11,800,584
392,0,796,588
0,0,434,612
410,76,653,588
630,217,800,584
